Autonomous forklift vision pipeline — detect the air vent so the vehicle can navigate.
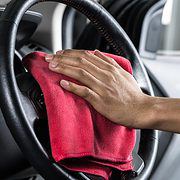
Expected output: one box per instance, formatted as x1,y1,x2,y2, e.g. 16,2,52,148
19,42,52,57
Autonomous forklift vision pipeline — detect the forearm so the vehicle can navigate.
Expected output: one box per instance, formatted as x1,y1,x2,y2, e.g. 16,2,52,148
137,96,180,133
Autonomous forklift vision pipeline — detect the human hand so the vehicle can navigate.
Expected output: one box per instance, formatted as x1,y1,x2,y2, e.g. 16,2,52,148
45,49,152,128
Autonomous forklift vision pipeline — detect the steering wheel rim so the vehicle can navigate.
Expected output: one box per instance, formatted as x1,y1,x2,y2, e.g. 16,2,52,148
0,0,158,179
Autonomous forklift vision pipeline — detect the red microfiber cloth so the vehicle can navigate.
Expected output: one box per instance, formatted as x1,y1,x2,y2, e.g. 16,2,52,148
23,51,136,180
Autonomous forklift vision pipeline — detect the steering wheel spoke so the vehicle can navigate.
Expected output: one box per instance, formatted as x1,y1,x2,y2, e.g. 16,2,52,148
16,72,47,123
16,72,53,153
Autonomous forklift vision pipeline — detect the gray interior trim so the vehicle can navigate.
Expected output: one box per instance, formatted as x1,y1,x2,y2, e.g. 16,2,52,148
139,0,166,59
142,57,180,98
62,7,76,49
0,0,11,6
0,7,42,24
150,134,180,180
31,2,66,53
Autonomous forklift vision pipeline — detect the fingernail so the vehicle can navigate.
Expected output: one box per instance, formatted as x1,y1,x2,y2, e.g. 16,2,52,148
56,50,64,55
60,80,69,89
50,61,58,68
94,49,101,54
45,54,54,61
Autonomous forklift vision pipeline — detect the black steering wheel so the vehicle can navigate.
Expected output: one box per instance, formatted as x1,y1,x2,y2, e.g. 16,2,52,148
0,0,158,179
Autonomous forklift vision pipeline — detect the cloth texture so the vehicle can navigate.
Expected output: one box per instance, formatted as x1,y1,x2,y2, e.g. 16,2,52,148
23,51,136,180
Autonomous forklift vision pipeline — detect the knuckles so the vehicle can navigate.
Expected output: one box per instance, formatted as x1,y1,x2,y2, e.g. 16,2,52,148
78,69,87,78
82,87,91,99
62,49,90,57
107,65,116,72
82,50,90,57
58,62,66,69
77,57,86,66
62,49,73,55
104,71,118,84
59,50,90,66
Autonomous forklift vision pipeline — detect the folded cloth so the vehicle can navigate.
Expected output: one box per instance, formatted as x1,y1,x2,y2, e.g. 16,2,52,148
23,51,136,180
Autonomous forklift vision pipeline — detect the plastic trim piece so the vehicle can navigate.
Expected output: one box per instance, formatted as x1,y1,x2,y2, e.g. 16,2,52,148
139,0,166,59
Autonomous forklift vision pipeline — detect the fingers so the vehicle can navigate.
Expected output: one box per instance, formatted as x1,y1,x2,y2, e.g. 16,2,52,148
47,54,107,82
55,49,117,71
48,61,104,94
94,49,120,68
60,80,99,105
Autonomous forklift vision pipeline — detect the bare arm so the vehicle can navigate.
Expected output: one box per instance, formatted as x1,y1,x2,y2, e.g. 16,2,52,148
45,49,180,133
142,96,180,133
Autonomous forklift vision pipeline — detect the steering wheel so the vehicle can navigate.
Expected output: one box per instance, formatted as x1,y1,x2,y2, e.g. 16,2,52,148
0,0,158,179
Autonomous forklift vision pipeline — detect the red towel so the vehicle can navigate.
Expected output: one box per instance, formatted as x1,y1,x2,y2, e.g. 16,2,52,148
23,51,136,180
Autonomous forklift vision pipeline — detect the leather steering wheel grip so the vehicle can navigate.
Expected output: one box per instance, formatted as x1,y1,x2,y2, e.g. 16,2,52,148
0,0,158,179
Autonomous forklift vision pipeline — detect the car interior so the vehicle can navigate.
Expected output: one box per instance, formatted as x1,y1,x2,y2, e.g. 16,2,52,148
0,0,180,179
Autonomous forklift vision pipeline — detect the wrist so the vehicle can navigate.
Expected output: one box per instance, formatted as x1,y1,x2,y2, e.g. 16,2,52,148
133,95,159,129
131,95,180,132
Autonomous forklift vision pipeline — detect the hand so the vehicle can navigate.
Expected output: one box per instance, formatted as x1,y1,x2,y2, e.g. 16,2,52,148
45,49,151,128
